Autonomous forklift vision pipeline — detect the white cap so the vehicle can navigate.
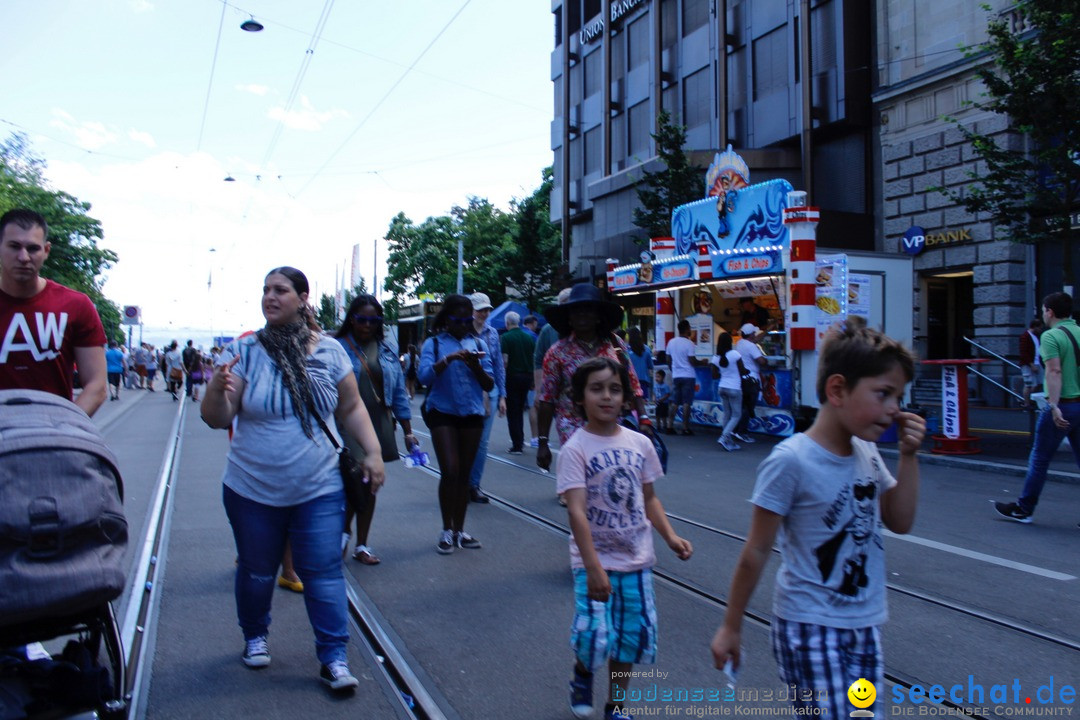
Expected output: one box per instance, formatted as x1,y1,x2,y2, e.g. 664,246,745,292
470,292,493,311
740,323,759,337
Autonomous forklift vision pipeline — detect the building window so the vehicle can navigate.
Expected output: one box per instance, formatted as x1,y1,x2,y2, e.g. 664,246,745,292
584,127,601,176
584,0,601,23
554,7,562,46
683,0,709,36
568,0,581,34
628,101,651,160
683,67,710,130
753,25,788,100
663,85,679,119
628,16,648,70
611,112,627,169
554,76,563,117
584,50,602,98
661,0,677,50
610,26,625,78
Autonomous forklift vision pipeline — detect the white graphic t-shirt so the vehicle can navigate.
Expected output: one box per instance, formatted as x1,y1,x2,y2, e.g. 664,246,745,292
556,426,663,572
752,433,897,629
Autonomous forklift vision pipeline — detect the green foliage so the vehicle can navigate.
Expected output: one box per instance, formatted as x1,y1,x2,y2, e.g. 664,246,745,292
505,167,567,310
0,133,123,340
631,110,703,242
316,293,337,332
937,0,1080,284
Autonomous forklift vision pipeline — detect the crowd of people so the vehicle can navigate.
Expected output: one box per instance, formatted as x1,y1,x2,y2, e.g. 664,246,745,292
4,201,1073,718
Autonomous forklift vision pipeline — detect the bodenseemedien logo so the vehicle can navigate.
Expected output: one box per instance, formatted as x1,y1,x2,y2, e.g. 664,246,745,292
848,678,877,718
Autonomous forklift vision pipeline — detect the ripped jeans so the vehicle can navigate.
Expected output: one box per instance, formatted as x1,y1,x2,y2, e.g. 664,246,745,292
223,485,349,665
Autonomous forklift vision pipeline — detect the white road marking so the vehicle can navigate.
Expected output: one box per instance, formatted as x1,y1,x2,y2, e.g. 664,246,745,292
883,530,1076,580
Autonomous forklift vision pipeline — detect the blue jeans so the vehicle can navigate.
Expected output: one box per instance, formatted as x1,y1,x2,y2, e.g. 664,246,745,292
223,485,349,665
469,388,499,488
1019,403,1080,513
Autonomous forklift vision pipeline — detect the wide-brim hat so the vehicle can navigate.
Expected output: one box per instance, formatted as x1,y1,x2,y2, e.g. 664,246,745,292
544,283,623,337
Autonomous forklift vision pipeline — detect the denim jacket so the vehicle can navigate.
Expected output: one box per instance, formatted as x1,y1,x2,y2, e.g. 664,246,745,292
418,332,493,417
337,337,412,421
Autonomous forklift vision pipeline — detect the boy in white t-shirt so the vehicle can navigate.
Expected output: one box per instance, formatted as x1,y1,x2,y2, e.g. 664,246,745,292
710,320,925,717
558,357,693,720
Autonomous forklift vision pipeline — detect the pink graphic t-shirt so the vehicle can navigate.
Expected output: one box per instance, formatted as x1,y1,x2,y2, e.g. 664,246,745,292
556,426,663,572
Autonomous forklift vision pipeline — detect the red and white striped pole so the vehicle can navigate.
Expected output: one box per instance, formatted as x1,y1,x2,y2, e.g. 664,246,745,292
606,257,618,290
783,191,819,351
696,240,713,282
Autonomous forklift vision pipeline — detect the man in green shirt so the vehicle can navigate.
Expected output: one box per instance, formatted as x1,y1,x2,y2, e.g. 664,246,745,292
501,311,537,454
996,292,1080,524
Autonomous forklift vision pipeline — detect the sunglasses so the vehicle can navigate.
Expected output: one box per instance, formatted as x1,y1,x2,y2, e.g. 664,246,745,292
353,315,384,325
448,315,474,325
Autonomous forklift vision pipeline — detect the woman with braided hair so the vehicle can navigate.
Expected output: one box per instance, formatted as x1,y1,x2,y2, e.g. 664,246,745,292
201,266,385,693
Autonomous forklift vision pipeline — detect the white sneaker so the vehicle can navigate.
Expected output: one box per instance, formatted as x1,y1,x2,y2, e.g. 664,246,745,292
243,636,270,668
320,660,359,691
529,437,540,448
733,432,755,444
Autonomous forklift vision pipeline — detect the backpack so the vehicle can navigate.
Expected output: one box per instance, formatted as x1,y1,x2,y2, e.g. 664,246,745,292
0,390,128,629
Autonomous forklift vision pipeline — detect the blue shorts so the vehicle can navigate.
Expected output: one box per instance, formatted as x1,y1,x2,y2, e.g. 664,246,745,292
771,618,883,716
571,568,657,670
672,377,696,405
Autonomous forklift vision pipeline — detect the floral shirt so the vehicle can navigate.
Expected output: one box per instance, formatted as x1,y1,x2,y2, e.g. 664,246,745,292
538,335,643,444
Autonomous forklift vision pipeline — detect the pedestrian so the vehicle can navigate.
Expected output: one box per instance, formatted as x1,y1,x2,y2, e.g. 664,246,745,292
522,314,539,339
626,327,654,401
653,369,672,434
733,323,767,442
145,344,158,391
560,357,692,720
710,319,923,718
189,351,206,402
335,293,416,566
200,266,385,692
402,344,419,399
664,319,704,435
996,292,1080,524
164,341,184,400
533,288,573,447
105,340,125,401
418,293,495,554
0,208,107,415
536,283,652,477
500,311,536,454
710,332,743,451
466,292,506,504
182,340,200,398
1019,318,1044,408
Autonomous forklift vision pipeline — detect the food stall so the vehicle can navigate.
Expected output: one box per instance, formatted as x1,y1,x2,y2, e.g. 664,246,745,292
608,148,913,437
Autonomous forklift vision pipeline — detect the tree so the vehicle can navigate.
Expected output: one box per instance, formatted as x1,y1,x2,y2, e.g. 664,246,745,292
631,110,703,243
315,279,370,332
0,133,123,340
937,0,1080,287
505,167,568,310
383,212,458,301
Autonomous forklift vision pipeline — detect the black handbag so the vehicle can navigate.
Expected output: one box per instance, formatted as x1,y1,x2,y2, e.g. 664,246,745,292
737,358,760,399
309,405,371,514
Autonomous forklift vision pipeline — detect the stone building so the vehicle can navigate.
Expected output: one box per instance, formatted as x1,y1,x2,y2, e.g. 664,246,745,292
874,1,1036,403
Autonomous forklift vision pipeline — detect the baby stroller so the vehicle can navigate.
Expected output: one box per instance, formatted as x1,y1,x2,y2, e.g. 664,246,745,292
0,390,128,719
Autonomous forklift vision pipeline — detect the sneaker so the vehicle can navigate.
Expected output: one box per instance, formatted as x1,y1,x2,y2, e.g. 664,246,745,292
242,636,270,668
994,501,1033,524
733,432,755,444
470,487,490,504
455,531,482,549
605,706,633,720
436,529,455,554
320,660,359,691
717,436,741,452
529,437,540,448
508,446,524,455
569,667,594,719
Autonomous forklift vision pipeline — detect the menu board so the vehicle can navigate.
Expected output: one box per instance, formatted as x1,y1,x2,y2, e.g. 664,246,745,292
688,313,715,357
847,273,871,320
815,254,848,341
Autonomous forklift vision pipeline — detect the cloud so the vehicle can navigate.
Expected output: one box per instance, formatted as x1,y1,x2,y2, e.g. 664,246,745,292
128,129,156,148
267,96,348,132
49,110,118,150
236,83,270,97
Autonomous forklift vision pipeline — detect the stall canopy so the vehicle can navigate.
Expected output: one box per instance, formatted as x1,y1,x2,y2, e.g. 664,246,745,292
487,300,546,331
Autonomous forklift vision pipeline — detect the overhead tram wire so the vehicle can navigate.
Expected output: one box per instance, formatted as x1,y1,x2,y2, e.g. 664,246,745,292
294,0,474,198
196,2,228,152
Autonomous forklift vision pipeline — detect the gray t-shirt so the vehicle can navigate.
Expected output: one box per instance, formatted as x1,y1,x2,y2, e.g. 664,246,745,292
752,433,897,629
222,333,352,507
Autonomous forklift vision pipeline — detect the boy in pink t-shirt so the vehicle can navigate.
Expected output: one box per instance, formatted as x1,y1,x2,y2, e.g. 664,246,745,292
558,357,693,720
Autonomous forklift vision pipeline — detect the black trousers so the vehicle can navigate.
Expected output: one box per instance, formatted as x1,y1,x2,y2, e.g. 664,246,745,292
505,372,533,451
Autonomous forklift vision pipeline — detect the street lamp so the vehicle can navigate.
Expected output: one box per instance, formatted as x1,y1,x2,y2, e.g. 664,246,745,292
240,17,264,32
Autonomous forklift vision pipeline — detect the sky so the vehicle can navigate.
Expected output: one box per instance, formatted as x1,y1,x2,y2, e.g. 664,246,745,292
1,0,554,348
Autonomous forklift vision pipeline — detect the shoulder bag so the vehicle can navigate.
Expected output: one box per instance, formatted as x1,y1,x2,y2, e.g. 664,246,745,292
1053,326,1080,384
737,357,759,399
342,337,400,462
308,400,371,514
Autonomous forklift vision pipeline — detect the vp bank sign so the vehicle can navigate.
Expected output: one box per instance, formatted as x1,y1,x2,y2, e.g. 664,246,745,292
902,225,974,255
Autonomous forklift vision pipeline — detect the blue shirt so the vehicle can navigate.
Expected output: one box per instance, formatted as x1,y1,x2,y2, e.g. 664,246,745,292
628,346,653,386
418,331,494,417
477,322,506,399
654,381,671,403
337,337,412,422
105,348,125,373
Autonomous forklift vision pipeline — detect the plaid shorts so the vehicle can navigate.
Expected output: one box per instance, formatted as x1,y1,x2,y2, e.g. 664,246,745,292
570,568,657,671
771,618,883,716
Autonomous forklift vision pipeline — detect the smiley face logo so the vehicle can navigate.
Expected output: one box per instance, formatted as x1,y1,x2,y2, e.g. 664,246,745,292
848,678,876,709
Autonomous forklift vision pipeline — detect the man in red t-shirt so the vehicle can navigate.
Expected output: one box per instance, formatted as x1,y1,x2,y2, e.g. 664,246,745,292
0,208,107,416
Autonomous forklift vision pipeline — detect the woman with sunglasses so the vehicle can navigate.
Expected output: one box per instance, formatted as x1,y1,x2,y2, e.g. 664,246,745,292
334,294,416,565
417,294,495,554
